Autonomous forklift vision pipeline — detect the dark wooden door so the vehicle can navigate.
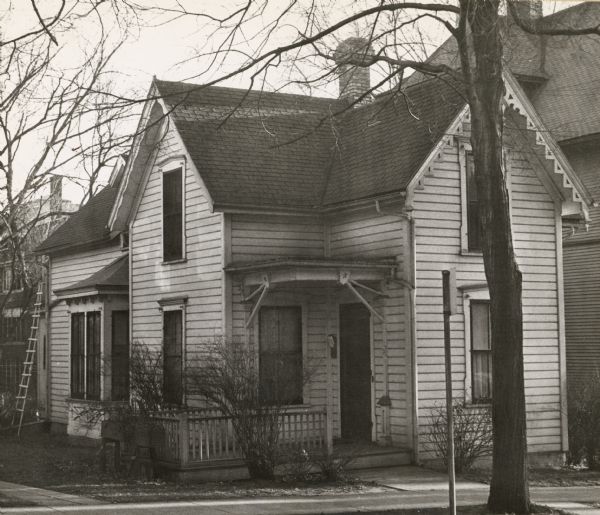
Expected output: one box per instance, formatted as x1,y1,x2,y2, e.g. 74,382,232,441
339,303,372,441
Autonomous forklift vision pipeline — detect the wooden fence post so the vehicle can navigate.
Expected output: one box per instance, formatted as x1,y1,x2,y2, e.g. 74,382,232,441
179,412,189,466
325,408,333,456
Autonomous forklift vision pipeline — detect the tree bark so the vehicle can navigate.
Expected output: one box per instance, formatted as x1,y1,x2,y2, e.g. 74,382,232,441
458,1,530,512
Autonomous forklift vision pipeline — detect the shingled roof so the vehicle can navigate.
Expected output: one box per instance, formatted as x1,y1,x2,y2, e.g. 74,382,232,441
54,254,128,297
408,3,600,142
156,76,466,210
36,182,120,255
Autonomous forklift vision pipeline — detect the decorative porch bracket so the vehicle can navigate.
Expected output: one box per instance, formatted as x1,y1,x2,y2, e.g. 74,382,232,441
339,271,384,322
245,275,270,328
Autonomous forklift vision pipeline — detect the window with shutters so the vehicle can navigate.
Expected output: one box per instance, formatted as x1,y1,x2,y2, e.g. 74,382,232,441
162,166,184,262
163,309,183,405
70,311,101,400
258,306,303,405
470,300,492,403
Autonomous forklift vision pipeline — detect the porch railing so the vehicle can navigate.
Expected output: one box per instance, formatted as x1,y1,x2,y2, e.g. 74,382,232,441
151,406,330,467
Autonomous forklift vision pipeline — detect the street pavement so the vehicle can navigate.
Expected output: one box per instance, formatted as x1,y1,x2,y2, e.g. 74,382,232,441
0,466,599,514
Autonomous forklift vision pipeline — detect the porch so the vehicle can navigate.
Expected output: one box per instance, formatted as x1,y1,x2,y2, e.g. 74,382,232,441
149,406,410,481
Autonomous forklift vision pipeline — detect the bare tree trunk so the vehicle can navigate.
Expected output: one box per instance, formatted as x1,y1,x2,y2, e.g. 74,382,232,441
459,1,530,512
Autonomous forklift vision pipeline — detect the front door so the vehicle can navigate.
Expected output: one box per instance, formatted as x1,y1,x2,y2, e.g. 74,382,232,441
339,303,372,441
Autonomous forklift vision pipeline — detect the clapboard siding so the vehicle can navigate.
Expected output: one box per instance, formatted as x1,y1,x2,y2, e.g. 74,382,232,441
49,244,123,424
331,210,410,447
131,125,224,373
413,128,563,458
230,215,323,262
563,241,600,391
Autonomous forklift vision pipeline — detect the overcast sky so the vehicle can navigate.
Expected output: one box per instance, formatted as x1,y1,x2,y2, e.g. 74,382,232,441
2,0,584,202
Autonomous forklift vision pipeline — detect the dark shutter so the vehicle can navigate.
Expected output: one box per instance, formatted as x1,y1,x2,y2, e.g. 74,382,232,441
70,313,85,399
111,311,130,401
86,312,101,400
163,310,183,405
466,153,481,251
259,306,303,405
163,169,183,261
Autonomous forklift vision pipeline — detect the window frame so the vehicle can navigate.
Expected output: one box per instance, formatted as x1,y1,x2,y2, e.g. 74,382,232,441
69,308,102,401
160,159,186,263
160,301,186,406
258,305,304,406
463,288,492,405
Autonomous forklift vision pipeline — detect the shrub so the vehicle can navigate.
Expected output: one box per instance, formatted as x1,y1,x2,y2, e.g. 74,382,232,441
311,446,360,481
426,401,493,473
568,372,600,469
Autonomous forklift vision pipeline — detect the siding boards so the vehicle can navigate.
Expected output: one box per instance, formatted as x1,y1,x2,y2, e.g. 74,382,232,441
131,126,224,382
413,133,562,458
563,241,600,391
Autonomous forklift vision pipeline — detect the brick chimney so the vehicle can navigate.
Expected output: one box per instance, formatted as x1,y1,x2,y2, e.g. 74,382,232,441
333,37,374,103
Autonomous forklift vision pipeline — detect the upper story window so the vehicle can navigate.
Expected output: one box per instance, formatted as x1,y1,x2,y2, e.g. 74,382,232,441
470,300,492,403
465,152,482,252
1,266,22,293
162,165,184,262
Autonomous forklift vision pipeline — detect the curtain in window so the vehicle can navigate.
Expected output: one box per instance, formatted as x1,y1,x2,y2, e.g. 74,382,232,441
163,310,183,405
163,169,183,261
471,301,492,402
259,306,303,405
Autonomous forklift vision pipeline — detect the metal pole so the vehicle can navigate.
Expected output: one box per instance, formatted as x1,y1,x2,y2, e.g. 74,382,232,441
442,270,456,515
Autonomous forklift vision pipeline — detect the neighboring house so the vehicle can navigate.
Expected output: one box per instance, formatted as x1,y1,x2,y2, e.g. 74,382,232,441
407,0,600,395
36,31,591,472
0,179,77,418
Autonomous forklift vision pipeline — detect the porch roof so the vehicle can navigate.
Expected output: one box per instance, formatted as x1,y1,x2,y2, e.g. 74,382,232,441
54,254,129,299
225,256,397,286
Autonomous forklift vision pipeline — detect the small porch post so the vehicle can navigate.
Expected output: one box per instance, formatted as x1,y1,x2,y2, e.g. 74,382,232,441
325,287,335,455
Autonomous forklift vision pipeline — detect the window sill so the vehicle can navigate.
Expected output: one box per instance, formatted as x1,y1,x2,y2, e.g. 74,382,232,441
461,250,483,257
465,401,491,409
162,258,187,265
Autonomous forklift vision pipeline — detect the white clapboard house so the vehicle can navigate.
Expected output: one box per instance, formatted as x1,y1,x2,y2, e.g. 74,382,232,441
36,40,591,477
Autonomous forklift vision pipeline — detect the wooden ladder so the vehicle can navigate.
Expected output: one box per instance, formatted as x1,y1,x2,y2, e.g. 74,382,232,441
12,284,44,436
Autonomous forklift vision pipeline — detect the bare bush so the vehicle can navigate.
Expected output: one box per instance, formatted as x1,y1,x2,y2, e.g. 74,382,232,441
187,338,310,479
426,401,493,474
568,372,600,469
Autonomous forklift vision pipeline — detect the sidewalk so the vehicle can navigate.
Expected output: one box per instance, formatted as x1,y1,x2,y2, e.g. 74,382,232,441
0,480,100,508
0,466,599,514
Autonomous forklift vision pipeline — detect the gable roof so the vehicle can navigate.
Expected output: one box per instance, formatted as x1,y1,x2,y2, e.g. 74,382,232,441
36,182,120,255
54,253,128,297
154,76,466,211
408,3,600,142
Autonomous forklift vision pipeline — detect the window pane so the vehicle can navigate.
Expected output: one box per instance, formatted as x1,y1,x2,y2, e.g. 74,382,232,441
86,312,101,400
471,301,492,402
466,153,481,251
163,169,183,261
163,310,183,405
259,306,303,405
70,313,85,399
111,311,129,401
471,302,490,350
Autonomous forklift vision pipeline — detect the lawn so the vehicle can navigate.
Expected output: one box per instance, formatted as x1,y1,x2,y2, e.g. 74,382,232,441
0,429,381,503
0,429,598,507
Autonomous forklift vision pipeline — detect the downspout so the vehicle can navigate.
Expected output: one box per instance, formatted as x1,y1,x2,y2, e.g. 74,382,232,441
44,258,52,423
407,212,419,464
